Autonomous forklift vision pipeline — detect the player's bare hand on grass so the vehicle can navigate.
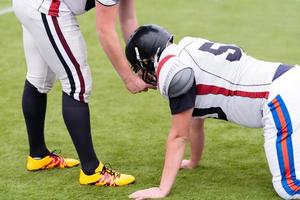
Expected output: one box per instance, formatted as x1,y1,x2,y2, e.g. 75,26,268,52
180,159,198,169
124,74,156,94
129,187,167,199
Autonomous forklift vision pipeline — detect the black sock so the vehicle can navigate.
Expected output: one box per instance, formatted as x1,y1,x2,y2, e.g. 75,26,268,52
22,80,50,158
62,92,99,175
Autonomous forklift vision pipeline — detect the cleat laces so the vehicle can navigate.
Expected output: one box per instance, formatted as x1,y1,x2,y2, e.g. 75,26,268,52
47,150,66,168
49,149,62,156
101,163,121,178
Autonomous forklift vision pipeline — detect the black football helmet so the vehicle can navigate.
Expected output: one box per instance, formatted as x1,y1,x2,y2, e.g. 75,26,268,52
125,24,173,86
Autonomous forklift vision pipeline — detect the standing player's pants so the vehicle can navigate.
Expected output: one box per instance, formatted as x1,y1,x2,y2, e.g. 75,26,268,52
263,66,300,199
13,0,92,102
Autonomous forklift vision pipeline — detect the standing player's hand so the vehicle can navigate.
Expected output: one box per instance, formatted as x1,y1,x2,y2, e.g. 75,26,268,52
124,74,156,94
129,187,167,200
180,159,198,169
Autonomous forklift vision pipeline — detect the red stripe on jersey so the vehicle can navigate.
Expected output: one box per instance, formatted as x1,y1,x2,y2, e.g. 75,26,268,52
52,16,86,102
156,55,175,79
49,0,60,17
196,84,269,99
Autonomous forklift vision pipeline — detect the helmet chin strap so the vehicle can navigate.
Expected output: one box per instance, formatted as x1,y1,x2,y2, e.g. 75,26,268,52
134,46,158,86
134,47,142,63
153,47,161,70
135,46,160,71
134,46,147,73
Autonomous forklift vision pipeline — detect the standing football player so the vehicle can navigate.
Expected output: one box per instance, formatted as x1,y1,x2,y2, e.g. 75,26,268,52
12,0,152,187
126,24,300,199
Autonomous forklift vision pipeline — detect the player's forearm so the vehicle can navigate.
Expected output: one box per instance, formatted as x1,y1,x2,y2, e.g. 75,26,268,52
97,30,132,82
120,17,137,42
189,128,204,166
119,0,138,41
95,3,133,83
159,133,187,195
189,119,205,166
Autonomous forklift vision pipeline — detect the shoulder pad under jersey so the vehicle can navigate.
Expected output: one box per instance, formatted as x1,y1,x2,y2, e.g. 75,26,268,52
157,54,195,98
168,68,195,98
178,36,197,46
96,0,119,6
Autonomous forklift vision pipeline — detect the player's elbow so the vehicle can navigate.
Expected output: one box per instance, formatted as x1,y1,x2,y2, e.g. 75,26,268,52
96,26,108,39
96,23,114,40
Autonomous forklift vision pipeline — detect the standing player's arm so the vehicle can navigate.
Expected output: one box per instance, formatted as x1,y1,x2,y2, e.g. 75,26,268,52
181,118,205,169
129,108,193,199
95,1,151,93
119,0,138,41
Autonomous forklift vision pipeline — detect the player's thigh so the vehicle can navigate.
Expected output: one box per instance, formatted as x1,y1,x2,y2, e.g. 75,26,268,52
14,2,92,102
37,14,92,102
23,26,56,93
263,67,300,199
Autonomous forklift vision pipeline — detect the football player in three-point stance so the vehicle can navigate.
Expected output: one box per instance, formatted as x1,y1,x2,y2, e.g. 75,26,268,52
126,24,300,199
12,0,152,187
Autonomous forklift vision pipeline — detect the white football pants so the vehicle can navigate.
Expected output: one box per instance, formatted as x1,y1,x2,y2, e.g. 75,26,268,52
263,66,300,199
13,0,92,102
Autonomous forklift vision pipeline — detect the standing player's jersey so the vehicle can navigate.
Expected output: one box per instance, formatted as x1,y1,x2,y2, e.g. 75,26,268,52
34,0,119,16
157,37,280,128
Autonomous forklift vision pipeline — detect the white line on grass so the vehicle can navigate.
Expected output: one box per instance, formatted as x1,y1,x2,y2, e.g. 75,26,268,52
0,7,13,15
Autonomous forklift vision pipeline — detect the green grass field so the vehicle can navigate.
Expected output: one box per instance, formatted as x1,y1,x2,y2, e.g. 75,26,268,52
1,0,300,199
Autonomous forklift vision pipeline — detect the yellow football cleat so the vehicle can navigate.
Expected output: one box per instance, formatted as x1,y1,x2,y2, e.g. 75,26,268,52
27,153,80,171
79,162,135,186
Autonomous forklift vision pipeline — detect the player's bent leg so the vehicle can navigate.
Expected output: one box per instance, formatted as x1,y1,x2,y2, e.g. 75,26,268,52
264,135,300,199
272,180,300,200
79,162,135,186
263,68,300,199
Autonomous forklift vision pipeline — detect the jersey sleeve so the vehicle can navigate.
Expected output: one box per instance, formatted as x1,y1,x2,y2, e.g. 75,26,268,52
168,67,195,98
158,52,194,99
169,81,196,115
96,0,119,6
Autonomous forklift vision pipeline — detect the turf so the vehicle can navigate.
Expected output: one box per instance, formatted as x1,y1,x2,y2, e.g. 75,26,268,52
0,0,300,199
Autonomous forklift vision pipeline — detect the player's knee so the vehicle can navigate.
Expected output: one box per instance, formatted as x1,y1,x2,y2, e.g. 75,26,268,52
272,179,300,199
61,66,92,102
62,80,92,103
26,77,54,94
83,82,92,102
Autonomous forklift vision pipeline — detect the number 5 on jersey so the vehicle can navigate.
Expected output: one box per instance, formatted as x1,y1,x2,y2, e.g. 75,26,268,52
199,42,242,62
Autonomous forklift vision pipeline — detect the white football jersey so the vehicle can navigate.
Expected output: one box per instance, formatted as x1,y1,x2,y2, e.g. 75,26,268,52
35,0,119,16
157,37,280,128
